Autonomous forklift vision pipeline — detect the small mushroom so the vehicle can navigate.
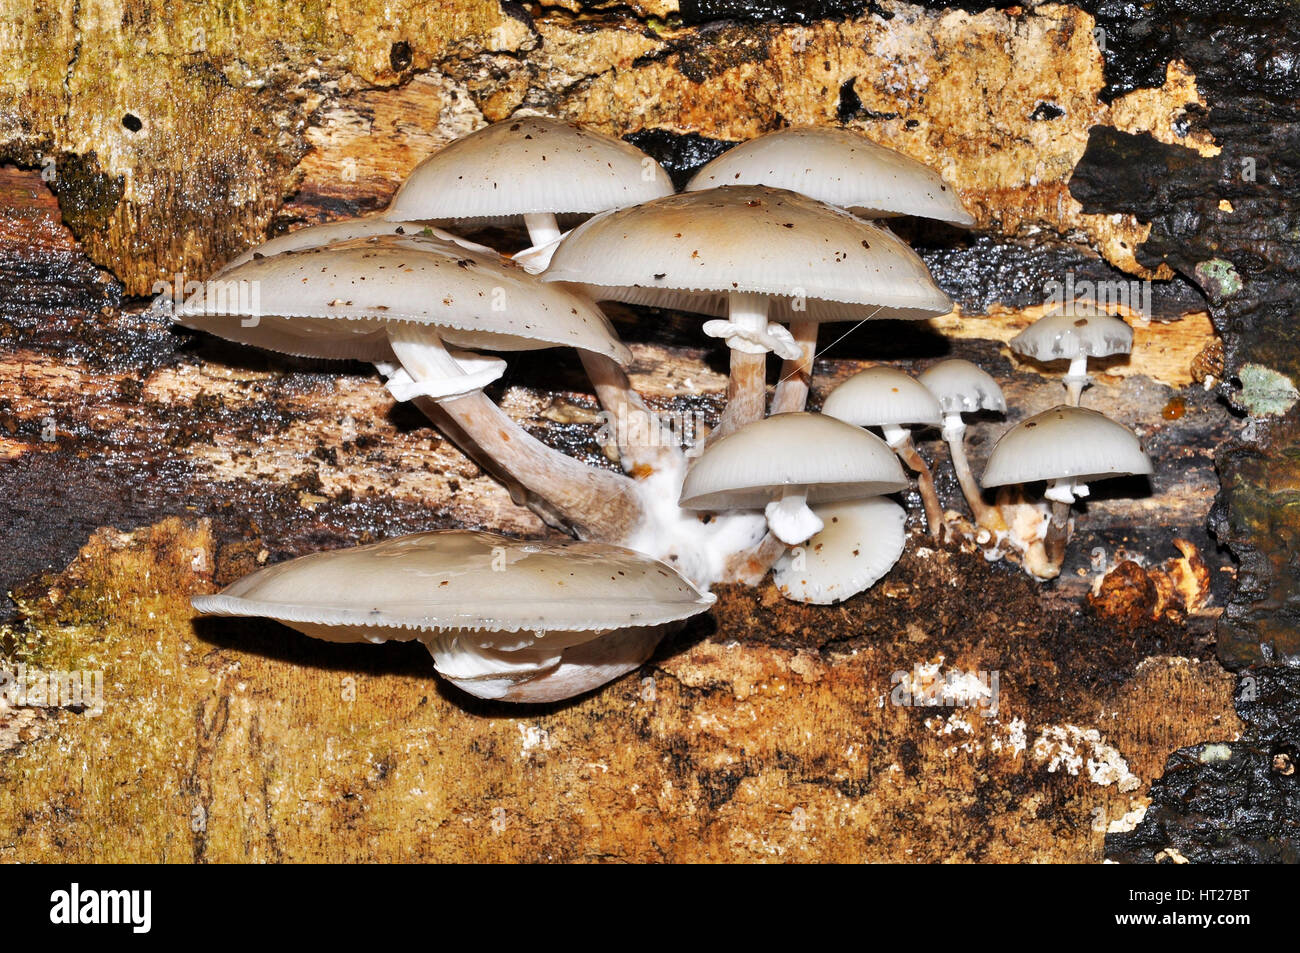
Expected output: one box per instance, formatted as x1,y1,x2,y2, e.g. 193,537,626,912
917,359,1007,533
981,405,1153,579
176,232,646,543
685,125,975,225
191,531,715,703
543,186,951,439
385,116,674,268
679,412,908,587
822,365,945,537
1010,304,1133,405
772,497,907,604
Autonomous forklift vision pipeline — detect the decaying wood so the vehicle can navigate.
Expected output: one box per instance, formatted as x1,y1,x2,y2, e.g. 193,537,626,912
2,0,1295,862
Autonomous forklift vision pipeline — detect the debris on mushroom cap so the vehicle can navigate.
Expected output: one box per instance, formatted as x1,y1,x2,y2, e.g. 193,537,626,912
1010,307,1134,362
981,405,1154,488
385,116,674,224
685,125,975,226
678,412,909,512
773,497,907,605
174,233,630,364
216,218,493,274
918,358,1007,415
190,530,715,636
541,186,953,323
822,365,943,429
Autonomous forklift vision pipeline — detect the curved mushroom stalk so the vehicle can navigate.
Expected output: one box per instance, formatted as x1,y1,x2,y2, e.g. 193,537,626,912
386,323,646,543
881,423,944,539
579,350,684,477
425,624,670,703
941,413,1006,533
1041,478,1088,576
773,498,906,604
769,319,818,414
764,486,824,546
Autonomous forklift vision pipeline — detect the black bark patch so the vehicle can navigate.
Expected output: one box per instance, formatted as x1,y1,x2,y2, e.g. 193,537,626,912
622,129,736,188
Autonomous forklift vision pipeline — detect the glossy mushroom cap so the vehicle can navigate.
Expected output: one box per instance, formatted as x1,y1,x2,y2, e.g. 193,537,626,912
217,219,491,274
1010,306,1134,362
981,405,1153,488
822,365,943,429
918,359,1007,416
175,233,629,364
385,117,674,224
678,412,909,511
192,531,713,636
541,186,953,323
773,497,907,605
685,125,975,226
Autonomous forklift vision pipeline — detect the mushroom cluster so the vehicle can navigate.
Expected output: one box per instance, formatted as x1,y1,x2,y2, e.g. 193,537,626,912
178,118,1154,701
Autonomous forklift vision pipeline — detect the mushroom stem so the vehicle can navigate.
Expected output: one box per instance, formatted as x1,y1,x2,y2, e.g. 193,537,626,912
523,212,563,247
764,486,823,545
579,350,683,476
942,414,1005,532
725,532,790,586
1065,354,1089,406
769,319,818,414
1041,477,1085,577
388,324,646,542
714,292,771,441
883,424,943,539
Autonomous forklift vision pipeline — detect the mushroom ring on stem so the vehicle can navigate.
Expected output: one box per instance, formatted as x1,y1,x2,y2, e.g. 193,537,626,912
679,412,908,590
191,531,715,703
1010,304,1133,406
175,232,646,543
383,116,674,271
917,359,1007,534
981,405,1153,579
541,186,952,439
822,365,945,537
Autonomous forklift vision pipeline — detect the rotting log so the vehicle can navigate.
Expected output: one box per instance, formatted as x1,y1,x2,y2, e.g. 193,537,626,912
1,0,1296,862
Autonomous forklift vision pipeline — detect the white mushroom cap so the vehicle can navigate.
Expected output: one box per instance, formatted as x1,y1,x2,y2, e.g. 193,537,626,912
772,497,906,604
1010,306,1134,362
822,365,943,429
918,359,1007,416
191,531,714,637
685,126,975,226
216,219,492,274
981,405,1153,488
175,233,629,364
678,412,908,511
541,186,953,323
384,117,674,224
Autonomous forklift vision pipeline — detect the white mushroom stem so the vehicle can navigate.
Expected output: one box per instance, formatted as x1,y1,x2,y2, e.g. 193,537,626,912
715,292,772,441
769,320,818,414
882,423,943,539
579,350,683,476
1042,477,1088,575
386,324,646,542
1065,354,1090,406
941,413,1005,532
764,486,823,546
725,532,790,586
523,212,563,247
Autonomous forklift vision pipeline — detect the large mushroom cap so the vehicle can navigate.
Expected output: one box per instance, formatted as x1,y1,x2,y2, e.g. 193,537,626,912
822,365,943,429
1010,306,1134,362
541,185,953,323
918,359,1007,416
685,126,975,226
175,233,629,364
982,405,1153,488
216,219,491,274
773,497,907,604
678,412,909,511
385,117,674,224
191,530,715,637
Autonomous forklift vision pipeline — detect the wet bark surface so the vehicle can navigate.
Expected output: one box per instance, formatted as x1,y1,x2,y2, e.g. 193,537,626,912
1,0,1296,861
